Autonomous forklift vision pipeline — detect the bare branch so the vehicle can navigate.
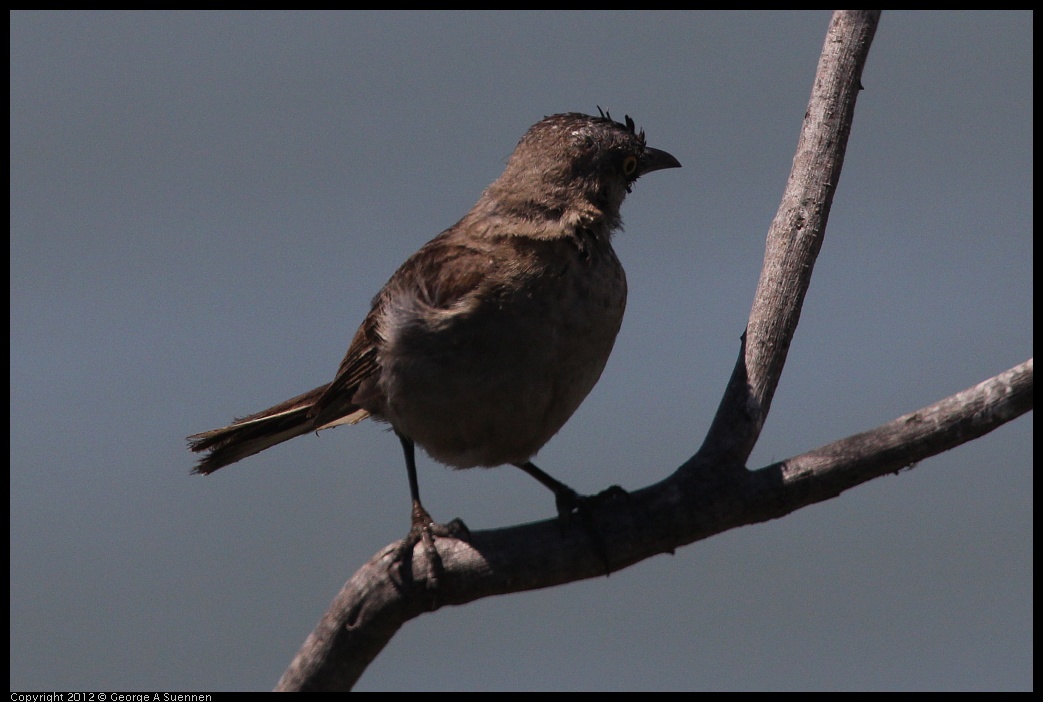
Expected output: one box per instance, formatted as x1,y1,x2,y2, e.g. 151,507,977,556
758,358,1033,519
699,10,881,467
274,11,1031,691
277,355,1032,690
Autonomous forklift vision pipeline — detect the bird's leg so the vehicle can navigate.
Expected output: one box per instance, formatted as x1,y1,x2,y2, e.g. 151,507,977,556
514,461,584,517
392,433,468,590
515,461,627,518
514,461,627,573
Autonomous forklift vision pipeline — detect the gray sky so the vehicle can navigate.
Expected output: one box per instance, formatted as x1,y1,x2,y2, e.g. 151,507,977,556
10,11,1032,691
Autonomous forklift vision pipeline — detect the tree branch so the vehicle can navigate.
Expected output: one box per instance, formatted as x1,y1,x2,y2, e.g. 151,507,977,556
698,10,880,468
277,353,1032,690
274,11,1032,691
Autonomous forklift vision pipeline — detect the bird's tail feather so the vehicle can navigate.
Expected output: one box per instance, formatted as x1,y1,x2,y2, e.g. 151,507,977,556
188,383,335,474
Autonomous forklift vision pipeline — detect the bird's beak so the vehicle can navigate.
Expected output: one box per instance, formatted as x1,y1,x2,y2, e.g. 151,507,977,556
639,147,682,175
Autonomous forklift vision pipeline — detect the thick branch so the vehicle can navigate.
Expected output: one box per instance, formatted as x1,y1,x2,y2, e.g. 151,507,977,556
277,358,1032,690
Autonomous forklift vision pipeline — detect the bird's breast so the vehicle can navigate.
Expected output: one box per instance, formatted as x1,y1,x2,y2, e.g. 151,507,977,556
377,235,627,468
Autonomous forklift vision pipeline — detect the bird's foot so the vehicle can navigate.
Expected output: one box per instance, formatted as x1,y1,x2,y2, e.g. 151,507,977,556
553,483,628,519
389,500,469,593
551,484,629,575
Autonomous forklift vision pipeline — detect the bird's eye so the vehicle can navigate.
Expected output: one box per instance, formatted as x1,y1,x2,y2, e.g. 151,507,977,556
622,155,638,176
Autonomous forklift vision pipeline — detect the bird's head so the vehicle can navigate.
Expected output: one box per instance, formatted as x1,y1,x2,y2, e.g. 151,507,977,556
476,111,681,237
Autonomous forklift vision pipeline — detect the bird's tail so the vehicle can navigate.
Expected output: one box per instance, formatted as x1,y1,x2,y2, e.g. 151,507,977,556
188,383,348,475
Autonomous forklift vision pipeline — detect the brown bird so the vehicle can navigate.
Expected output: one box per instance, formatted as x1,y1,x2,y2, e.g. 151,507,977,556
188,111,680,562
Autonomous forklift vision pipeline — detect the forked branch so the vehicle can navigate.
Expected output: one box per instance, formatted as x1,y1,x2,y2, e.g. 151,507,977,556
275,11,1032,691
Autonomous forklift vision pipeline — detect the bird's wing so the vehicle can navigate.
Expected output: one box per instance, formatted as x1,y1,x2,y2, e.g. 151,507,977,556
308,325,381,429
309,230,497,428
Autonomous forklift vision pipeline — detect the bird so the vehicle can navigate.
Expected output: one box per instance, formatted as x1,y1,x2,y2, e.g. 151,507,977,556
188,111,680,568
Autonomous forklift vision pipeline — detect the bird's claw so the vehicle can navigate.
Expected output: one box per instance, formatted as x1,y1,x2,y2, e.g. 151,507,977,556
552,484,629,575
389,502,470,594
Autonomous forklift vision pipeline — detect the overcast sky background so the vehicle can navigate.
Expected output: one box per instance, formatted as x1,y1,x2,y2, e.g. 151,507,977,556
10,11,1032,691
